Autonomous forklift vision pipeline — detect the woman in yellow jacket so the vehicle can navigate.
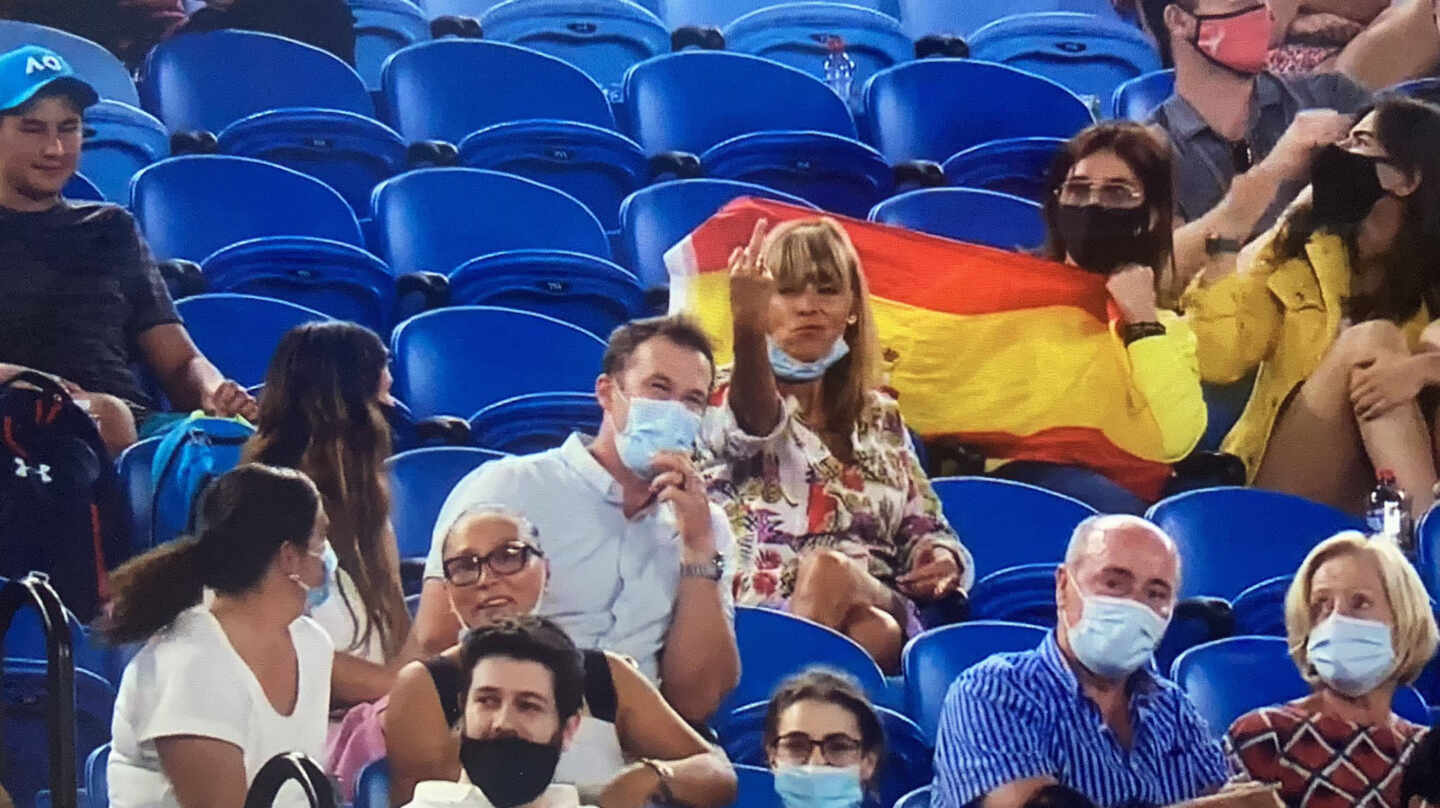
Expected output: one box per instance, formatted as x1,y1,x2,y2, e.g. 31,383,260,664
1182,96,1440,518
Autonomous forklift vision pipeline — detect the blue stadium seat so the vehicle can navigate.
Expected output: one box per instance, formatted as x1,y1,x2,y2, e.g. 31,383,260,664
140,30,374,133
0,21,138,106
354,757,390,808
967,13,1162,112
1230,575,1290,637
941,136,1066,203
1415,506,1440,597
702,130,894,218
457,120,649,231
863,59,1094,164
218,109,407,219
896,787,931,808
381,40,615,143
1198,372,1255,452
619,51,858,155
2,659,115,808
85,744,108,808
391,306,608,418
6,597,132,691
664,0,894,27
63,173,103,201
174,294,332,388
1111,68,1174,120
898,0,1125,38
419,0,512,17
731,765,782,808
446,249,644,338
386,446,508,559
372,169,611,276
200,237,397,334
468,392,604,454
901,621,1047,742
131,155,365,261
928,477,1096,576
1147,488,1366,600
968,563,1062,626
80,101,169,204
480,0,669,101
1391,77,1440,105
618,178,818,291
115,437,162,556
868,187,1046,250
351,0,430,90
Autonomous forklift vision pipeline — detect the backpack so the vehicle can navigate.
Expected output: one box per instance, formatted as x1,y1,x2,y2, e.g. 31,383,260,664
149,414,254,549
0,372,131,622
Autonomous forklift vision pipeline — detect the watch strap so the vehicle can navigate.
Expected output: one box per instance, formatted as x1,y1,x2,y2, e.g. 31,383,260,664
1121,321,1167,346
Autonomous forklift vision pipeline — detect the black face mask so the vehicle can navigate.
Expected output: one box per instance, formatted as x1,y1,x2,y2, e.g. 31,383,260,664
460,735,562,808
1055,203,1153,274
1311,144,1387,227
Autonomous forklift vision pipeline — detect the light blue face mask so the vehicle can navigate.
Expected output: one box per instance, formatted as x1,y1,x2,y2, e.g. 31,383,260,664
295,541,338,612
1066,578,1170,680
615,393,702,478
768,336,850,382
773,765,863,808
1307,612,1396,697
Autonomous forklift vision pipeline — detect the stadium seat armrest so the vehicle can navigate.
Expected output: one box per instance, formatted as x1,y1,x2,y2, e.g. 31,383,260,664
430,15,482,38
406,140,460,169
917,589,971,629
1173,596,1235,642
170,130,219,155
157,259,207,299
671,26,724,51
415,415,472,446
893,160,947,190
395,271,450,310
648,151,703,180
915,35,969,59
1172,451,1248,488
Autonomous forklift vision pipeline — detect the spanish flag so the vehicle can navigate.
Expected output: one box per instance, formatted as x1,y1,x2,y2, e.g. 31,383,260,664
665,198,1205,501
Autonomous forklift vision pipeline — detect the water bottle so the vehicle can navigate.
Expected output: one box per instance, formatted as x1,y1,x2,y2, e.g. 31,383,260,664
822,36,855,105
1367,469,1413,553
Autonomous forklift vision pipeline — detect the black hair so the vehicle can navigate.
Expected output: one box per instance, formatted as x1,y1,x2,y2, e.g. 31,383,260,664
1402,719,1440,807
458,616,585,721
601,315,715,383
1024,785,1099,808
763,668,885,763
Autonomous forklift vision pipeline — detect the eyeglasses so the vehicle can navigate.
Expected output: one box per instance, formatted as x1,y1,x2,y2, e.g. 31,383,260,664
1056,180,1145,209
442,542,543,586
771,732,864,766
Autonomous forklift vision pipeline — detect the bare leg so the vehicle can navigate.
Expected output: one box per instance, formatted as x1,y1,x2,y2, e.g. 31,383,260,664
790,549,905,672
75,392,138,459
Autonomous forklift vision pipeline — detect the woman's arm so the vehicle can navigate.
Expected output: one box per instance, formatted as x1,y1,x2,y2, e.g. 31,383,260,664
333,651,397,706
1128,315,1210,462
727,219,784,436
384,660,460,808
155,736,249,808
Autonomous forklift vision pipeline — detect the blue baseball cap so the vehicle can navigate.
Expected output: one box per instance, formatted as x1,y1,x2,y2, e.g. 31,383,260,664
0,46,99,114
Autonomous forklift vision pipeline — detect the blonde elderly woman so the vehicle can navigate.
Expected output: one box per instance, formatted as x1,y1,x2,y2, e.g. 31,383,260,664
1226,532,1439,807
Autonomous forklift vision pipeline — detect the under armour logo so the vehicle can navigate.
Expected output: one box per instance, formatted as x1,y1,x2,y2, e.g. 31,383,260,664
24,55,64,76
13,458,52,483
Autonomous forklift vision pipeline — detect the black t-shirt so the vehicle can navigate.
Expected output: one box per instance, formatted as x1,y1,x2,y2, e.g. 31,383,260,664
0,200,180,409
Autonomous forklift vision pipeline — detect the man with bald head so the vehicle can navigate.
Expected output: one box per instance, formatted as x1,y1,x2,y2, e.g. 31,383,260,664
931,515,1227,808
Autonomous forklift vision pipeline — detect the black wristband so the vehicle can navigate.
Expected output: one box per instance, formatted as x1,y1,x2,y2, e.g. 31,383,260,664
1121,321,1167,345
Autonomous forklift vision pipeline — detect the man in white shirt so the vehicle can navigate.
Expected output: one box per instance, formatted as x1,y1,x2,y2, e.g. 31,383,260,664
413,316,740,723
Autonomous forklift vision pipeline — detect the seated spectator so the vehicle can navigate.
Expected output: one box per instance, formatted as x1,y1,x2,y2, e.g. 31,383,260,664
243,322,412,706
0,0,184,67
103,464,336,808
172,0,357,65
1227,531,1438,807
931,514,1227,808
387,506,737,807
1402,719,1440,808
764,669,883,808
1181,96,1440,518
412,316,740,724
701,217,972,671
0,46,256,456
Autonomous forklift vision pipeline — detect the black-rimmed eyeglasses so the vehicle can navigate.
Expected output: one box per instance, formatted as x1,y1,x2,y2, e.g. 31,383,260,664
442,543,543,586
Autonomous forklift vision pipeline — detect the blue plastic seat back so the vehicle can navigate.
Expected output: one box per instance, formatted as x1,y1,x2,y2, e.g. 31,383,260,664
895,787,931,808
1147,487,1365,600
447,249,644,338
391,306,608,418
0,21,139,106
864,59,1094,164
1198,372,1255,452
901,621,1047,742
420,0,507,17
731,765,782,808
701,130,894,219
80,101,169,204
200,237,397,334
140,30,374,133
131,155,364,261
218,109,408,218
480,0,670,102
1230,575,1291,637
869,187,1047,251
6,601,132,691
351,0,431,90
468,392,604,454
354,757,390,808
174,293,333,388
1419,507,1440,598
85,744,108,808
381,40,615,143
620,51,857,155
116,437,162,556
898,0,1124,38
386,446,508,561
1391,77,1440,105
968,563,1062,626
967,13,1162,113
372,168,611,276
63,173,103,201
929,477,1096,574
618,178,818,291
1111,68,1174,120
942,136,1066,204
2,658,116,807
720,606,888,719
665,0,892,27
457,120,649,232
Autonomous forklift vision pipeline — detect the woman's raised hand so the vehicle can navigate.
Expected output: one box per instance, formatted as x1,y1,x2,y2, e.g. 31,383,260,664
728,218,774,334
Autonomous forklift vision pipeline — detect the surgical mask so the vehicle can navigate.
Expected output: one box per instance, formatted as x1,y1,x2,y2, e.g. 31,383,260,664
614,391,701,478
773,765,864,808
459,735,561,808
290,541,337,612
768,336,850,382
1311,145,1387,227
1307,612,1396,697
1190,5,1272,75
1066,579,1170,679
1055,204,1153,274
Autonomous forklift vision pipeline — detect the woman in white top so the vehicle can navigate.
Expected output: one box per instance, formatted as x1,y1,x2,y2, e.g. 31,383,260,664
103,463,337,808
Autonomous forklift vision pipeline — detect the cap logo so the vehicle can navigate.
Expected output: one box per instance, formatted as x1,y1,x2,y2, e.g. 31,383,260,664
24,54,64,75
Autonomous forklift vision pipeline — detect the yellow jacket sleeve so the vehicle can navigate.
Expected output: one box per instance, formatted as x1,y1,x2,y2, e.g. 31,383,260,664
1179,254,1285,385
1126,311,1207,462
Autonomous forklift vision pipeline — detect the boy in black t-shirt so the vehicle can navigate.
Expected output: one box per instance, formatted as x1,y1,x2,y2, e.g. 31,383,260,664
0,45,256,455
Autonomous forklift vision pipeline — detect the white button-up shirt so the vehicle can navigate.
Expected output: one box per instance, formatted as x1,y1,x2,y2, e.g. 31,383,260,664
424,434,735,681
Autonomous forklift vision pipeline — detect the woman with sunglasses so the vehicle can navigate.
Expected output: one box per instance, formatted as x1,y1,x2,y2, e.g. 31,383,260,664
763,669,884,808
385,505,736,808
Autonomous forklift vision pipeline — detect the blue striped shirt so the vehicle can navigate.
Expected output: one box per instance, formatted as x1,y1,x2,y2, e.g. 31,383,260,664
931,632,1228,808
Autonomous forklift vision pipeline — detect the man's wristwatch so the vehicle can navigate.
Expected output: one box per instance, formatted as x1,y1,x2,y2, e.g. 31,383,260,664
680,553,725,581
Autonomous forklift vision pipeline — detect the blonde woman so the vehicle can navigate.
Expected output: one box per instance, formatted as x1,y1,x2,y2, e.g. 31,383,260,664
1226,532,1439,807
699,217,973,672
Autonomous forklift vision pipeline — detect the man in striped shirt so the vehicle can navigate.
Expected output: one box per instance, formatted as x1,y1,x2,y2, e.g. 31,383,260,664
932,514,1228,808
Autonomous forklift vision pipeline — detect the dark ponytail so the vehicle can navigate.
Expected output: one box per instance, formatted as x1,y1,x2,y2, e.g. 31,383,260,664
101,463,321,644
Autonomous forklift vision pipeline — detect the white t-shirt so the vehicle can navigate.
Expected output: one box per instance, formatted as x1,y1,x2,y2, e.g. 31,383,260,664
310,567,386,664
108,606,335,808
